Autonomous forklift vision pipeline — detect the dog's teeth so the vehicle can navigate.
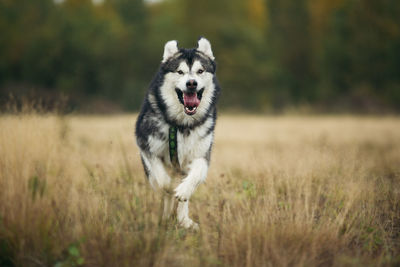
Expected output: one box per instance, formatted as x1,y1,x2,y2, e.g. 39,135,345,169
185,106,197,111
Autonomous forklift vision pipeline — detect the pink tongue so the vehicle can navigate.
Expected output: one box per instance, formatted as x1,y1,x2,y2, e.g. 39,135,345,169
183,93,200,107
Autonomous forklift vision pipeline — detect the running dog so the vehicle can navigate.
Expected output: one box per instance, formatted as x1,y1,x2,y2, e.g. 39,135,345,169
135,38,220,229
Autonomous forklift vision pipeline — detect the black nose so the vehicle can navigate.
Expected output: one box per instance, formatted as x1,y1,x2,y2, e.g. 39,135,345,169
186,79,197,91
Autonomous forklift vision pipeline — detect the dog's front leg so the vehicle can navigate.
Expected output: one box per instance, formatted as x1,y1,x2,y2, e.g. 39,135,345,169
141,153,172,192
174,158,208,202
177,201,199,229
174,158,207,229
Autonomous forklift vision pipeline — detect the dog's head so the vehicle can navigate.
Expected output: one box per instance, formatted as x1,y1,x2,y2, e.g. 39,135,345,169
154,38,219,125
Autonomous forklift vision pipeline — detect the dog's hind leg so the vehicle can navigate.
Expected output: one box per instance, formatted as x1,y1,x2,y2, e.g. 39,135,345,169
163,194,175,219
177,201,199,229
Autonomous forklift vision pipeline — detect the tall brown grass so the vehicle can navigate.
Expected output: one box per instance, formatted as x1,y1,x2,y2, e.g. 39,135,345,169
0,113,399,266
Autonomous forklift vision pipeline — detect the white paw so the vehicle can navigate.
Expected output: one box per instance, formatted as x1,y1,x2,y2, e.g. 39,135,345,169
180,218,199,230
174,181,194,202
191,222,200,230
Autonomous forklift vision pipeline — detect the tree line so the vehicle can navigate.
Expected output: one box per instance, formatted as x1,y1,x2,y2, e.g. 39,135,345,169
1,0,399,113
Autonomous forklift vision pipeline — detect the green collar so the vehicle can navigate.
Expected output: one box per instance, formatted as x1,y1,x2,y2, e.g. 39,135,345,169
169,126,180,169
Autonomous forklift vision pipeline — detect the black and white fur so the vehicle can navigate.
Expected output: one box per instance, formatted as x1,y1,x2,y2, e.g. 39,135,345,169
135,38,220,229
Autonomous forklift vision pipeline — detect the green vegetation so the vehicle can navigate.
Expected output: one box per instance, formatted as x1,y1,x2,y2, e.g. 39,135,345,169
1,0,399,112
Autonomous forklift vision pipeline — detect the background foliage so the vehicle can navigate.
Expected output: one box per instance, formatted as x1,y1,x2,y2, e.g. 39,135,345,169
1,0,400,113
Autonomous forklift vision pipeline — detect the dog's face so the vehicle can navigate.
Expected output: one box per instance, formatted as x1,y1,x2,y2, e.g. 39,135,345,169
172,59,210,116
156,38,218,125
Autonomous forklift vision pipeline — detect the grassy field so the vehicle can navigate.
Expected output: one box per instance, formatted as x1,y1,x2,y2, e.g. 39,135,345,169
0,114,399,266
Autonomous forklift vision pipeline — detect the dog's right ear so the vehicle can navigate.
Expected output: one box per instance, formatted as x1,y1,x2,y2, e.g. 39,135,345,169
162,40,179,63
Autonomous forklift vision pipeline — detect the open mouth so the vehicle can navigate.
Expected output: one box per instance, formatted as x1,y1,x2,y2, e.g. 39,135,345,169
175,88,204,115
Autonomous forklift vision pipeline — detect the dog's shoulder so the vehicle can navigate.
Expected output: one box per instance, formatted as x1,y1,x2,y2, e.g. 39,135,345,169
136,101,169,154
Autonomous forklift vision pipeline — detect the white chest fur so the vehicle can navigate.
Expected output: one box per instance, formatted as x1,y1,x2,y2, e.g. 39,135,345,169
177,128,213,171
147,118,213,172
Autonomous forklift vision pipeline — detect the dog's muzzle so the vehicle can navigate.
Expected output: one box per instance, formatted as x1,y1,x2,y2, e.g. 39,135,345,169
175,88,204,115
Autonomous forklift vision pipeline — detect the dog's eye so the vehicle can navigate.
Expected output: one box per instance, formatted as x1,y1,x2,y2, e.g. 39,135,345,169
177,70,184,75
197,69,204,74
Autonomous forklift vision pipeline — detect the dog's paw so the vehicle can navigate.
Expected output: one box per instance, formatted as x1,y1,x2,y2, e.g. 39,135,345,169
180,218,199,230
191,222,200,231
174,181,194,202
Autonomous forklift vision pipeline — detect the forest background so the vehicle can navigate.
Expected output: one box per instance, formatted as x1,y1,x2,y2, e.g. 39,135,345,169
1,0,399,113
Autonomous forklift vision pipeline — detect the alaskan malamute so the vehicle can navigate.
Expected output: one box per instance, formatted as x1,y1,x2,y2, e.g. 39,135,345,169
135,38,220,229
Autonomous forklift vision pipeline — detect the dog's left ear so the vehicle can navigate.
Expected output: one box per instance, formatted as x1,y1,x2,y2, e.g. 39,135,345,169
162,40,179,63
197,37,215,60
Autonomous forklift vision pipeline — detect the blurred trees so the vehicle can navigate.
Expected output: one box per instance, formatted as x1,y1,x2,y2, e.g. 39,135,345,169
0,0,399,112
267,0,314,109
318,0,400,111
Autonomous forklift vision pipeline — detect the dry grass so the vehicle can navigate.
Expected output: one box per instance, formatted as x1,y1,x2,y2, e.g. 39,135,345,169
0,113,399,266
